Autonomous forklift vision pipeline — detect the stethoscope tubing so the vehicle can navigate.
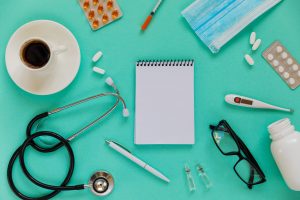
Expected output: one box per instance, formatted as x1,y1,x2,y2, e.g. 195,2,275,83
7,131,82,200
26,92,125,152
7,91,126,200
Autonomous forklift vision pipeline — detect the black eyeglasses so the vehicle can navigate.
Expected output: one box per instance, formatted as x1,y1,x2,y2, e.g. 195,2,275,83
210,120,266,189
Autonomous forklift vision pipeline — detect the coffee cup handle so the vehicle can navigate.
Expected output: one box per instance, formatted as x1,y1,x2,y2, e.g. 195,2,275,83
53,45,67,55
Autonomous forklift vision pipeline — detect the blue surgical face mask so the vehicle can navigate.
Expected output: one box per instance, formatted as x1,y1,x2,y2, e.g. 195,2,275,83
182,0,282,53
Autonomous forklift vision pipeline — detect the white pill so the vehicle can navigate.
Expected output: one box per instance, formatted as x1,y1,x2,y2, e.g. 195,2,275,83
278,66,284,73
292,64,299,71
267,54,274,61
93,66,105,75
298,71,300,77
283,72,289,79
244,54,254,66
252,39,261,51
289,78,295,85
281,52,288,59
250,32,256,45
273,60,279,67
92,51,103,62
287,58,293,65
276,46,283,53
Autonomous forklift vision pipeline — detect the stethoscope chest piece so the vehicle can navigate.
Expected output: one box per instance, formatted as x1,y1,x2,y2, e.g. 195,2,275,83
89,171,114,196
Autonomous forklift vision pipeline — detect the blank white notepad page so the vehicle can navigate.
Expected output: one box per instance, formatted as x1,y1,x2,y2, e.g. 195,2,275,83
135,60,194,144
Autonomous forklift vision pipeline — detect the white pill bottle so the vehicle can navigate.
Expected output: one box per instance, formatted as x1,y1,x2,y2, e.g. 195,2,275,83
268,118,300,191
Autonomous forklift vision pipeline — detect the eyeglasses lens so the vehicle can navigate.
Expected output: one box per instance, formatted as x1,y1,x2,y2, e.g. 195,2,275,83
212,125,239,154
235,159,263,184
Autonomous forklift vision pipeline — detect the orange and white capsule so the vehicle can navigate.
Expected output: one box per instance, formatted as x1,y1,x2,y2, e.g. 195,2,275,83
107,0,114,9
88,10,95,21
83,0,90,11
112,9,119,19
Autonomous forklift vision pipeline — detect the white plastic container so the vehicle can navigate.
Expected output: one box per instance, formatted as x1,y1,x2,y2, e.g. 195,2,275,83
268,118,300,191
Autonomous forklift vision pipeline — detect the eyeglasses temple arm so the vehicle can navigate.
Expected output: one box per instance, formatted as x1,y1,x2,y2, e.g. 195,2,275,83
247,166,255,189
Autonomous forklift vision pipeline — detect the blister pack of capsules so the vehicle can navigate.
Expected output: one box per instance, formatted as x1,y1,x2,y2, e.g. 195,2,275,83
78,0,123,31
263,41,300,90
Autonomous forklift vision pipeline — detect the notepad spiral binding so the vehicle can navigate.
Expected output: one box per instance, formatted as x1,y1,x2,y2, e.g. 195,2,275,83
136,59,194,67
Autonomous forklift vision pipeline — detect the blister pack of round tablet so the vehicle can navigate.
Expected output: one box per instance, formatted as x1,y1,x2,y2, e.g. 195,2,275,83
78,0,123,31
263,41,300,90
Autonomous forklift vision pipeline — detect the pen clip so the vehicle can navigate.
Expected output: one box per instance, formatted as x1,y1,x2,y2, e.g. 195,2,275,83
110,140,132,153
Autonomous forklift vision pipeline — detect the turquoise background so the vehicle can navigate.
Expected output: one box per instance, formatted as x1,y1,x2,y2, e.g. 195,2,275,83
1,0,300,199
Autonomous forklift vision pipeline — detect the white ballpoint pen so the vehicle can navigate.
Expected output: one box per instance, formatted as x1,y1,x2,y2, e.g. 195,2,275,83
105,140,170,183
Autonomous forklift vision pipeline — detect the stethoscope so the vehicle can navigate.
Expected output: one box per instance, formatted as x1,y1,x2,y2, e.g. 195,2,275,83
7,77,129,200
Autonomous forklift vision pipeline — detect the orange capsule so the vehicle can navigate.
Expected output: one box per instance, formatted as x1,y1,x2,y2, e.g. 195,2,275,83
111,9,119,19
107,0,114,9
97,4,104,14
83,0,90,11
102,14,109,24
92,20,100,29
88,10,95,21
93,0,99,5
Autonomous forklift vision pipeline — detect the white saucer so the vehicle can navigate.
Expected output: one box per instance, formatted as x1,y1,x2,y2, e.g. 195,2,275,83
5,20,81,95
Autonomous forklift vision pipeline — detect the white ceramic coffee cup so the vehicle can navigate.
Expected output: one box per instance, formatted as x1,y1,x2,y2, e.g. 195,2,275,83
19,37,67,72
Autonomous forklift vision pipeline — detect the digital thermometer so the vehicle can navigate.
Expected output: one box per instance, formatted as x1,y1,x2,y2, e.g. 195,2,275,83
225,94,293,113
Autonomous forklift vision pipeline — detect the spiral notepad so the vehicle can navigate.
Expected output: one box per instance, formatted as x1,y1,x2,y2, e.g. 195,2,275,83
135,60,195,145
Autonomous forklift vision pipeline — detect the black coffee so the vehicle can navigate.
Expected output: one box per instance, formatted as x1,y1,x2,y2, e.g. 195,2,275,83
21,40,50,69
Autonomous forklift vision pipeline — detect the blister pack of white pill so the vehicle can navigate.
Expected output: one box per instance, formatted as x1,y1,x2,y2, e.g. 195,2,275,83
263,41,300,90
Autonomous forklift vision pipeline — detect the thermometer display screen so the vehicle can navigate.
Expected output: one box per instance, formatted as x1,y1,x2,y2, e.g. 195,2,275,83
241,99,253,105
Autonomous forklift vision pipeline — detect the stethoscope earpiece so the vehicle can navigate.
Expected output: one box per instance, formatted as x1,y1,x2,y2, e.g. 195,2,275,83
89,171,114,196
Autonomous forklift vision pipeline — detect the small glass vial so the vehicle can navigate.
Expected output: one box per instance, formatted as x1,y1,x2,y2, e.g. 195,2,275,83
184,163,196,192
196,164,212,189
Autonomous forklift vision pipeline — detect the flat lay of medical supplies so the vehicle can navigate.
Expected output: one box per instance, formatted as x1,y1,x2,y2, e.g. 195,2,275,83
181,0,281,53
225,94,293,113
263,41,300,89
78,0,123,30
7,77,129,199
106,140,170,182
2,0,300,200
135,60,194,144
